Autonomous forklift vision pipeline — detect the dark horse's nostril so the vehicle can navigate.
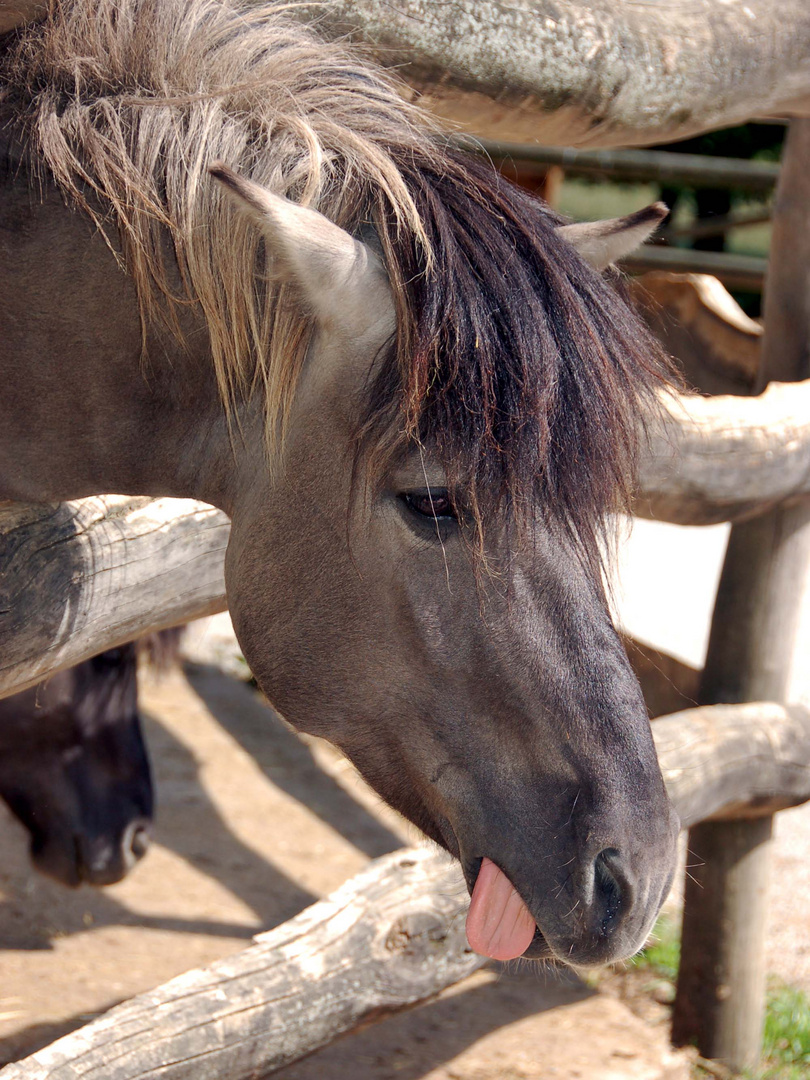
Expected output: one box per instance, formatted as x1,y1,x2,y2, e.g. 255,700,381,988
593,848,625,935
131,826,149,859
125,820,151,864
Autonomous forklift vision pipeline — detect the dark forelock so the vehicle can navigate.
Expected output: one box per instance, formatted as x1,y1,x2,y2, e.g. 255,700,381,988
364,147,672,566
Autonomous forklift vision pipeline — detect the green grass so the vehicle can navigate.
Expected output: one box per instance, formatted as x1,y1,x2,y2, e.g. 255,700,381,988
755,982,810,1080
630,913,681,983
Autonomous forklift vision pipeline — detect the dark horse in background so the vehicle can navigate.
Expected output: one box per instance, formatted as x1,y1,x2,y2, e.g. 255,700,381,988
0,0,679,964
0,631,181,886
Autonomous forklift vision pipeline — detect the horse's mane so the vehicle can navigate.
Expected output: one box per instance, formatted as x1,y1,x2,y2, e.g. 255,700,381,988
0,0,671,563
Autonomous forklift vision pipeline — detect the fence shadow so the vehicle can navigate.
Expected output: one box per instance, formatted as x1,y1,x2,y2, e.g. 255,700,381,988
277,965,594,1080
183,662,405,859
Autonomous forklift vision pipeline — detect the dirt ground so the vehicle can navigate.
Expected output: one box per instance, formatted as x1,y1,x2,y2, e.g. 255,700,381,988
4,505,809,1079
0,661,699,1079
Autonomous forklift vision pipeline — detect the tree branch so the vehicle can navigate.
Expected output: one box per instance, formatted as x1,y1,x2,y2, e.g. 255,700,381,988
4,3,810,145
288,1,810,147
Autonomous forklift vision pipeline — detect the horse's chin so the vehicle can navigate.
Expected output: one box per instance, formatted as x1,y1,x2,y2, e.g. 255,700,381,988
437,831,600,965
521,927,553,959
31,843,82,888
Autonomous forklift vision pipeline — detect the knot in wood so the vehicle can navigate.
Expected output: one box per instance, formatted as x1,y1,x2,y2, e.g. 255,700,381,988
385,911,448,959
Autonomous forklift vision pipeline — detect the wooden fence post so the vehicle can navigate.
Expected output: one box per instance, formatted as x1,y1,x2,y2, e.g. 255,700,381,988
672,118,810,1071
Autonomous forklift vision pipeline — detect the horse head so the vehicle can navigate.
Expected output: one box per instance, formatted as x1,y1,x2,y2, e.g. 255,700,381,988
0,646,153,887
213,164,679,966
0,0,677,963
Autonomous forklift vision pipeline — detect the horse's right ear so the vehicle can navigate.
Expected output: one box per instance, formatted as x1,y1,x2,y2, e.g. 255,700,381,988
209,162,393,338
558,203,668,270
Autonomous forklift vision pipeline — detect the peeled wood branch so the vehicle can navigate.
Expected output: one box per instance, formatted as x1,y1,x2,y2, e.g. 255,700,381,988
4,3,810,146
0,847,484,1080
0,497,228,699
654,702,810,826
287,1,810,147
637,381,810,525
1,700,808,1080
4,379,810,696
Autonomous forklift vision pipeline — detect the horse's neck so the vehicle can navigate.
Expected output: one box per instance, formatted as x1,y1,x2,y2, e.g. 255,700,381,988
0,173,240,510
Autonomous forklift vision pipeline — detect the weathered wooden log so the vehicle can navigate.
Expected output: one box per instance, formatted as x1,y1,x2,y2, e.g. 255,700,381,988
672,117,810,1074
284,1,810,147
0,497,228,699
667,672,794,1070
0,847,483,1080
655,702,810,827
638,380,810,525
1,700,808,1080
673,818,773,1069
630,273,761,397
4,2,810,147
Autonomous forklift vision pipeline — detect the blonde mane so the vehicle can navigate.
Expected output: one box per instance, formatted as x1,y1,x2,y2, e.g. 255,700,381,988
1,0,437,445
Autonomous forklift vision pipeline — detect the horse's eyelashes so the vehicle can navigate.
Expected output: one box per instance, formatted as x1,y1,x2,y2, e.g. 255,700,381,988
400,490,457,523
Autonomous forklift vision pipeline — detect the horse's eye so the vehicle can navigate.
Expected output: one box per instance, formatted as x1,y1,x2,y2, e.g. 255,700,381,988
401,490,457,521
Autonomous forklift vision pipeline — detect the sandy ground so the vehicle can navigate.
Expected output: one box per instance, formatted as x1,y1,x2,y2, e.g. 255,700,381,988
0,516,808,1075
0,664,690,1079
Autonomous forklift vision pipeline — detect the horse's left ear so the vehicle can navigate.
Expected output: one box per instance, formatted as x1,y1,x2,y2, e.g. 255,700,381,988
209,162,392,337
558,203,668,270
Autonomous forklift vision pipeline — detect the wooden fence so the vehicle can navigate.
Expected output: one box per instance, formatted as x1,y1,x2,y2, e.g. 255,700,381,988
4,1,810,1076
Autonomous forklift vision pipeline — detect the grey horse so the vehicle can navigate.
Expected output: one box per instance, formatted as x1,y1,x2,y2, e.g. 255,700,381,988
0,0,678,963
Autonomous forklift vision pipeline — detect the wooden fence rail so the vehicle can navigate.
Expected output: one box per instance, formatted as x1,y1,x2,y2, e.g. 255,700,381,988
4,378,810,698
639,380,810,525
0,498,228,698
5,1,810,148
0,700,807,1080
469,142,782,191
284,0,810,147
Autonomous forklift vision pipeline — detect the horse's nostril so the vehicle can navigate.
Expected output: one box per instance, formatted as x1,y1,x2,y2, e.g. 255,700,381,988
130,825,150,860
593,848,624,935
124,820,151,864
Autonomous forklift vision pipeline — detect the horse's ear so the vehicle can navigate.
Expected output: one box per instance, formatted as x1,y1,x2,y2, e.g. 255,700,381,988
558,203,668,270
209,162,392,336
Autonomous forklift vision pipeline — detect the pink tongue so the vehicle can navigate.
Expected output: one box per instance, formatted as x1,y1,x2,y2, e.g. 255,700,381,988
466,857,537,960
